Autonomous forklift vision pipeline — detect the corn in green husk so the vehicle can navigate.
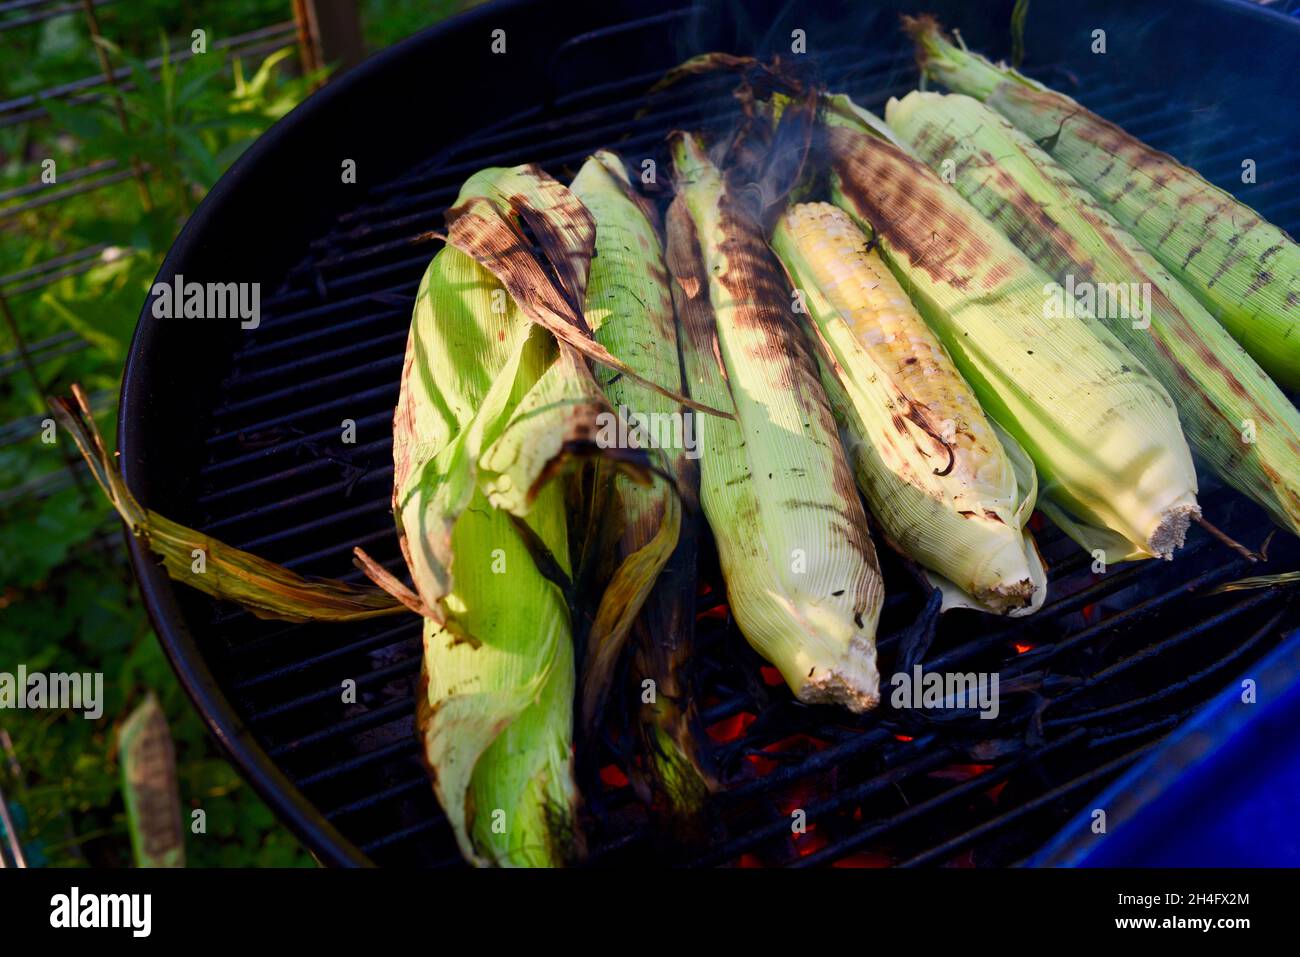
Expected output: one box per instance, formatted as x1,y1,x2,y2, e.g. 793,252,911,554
906,15,1300,390
668,132,885,711
119,693,185,868
388,165,647,867
772,201,1046,615
569,150,714,814
568,151,684,725
56,314,583,867
889,90,1300,538
822,97,1200,561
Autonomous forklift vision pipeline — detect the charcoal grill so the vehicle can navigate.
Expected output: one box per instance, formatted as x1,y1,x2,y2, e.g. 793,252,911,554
119,0,1300,866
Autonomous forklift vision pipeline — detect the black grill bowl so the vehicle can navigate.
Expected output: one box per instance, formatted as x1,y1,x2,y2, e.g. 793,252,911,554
120,0,1300,866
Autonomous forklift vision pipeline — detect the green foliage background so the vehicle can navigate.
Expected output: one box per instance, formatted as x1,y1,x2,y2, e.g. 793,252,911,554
0,0,476,868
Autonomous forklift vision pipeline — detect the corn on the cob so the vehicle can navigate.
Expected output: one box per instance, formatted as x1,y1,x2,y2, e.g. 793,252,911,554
822,99,1201,561
569,150,683,723
905,15,1300,390
388,164,647,867
771,202,1046,614
394,254,582,867
889,90,1300,538
569,150,713,812
668,131,885,711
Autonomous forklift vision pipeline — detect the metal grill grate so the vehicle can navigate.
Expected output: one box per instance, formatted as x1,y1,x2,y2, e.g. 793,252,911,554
171,26,1300,867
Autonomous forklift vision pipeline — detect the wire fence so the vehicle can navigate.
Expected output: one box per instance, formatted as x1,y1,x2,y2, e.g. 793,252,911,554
0,1,358,508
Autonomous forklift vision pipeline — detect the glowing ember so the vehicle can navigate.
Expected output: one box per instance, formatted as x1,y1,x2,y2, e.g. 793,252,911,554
759,665,783,686
746,752,776,776
793,826,827,858
737,853,763,868
832,850,893,868
894,733,915,742
1012,641,1034,654
778,787,812,819
598,764,629,788
706,710,756,743
698,603,729,622
746,733,826,776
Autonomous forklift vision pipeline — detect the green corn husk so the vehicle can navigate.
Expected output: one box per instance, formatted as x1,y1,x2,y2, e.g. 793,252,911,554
1210,571,1300,594
58,310,582,868
568,151,684,725
387,164,649,867
119,693,185,868
51,385,405,623
668,131,886,712
905,15,1300,390
822,97,1201,561
889,90,1300,538
771,201,1047,615
568,150,714,813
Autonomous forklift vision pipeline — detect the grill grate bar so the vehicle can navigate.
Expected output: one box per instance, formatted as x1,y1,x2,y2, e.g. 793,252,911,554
894,737,1166,868
231,623,419,691
240,656,420,724
274,525,399,575
203,469,394,535
232,309,408,363
198,410,393,478
319,58,911,237
1040,602,1283,728
686,745,959,867
203,386,398,454
995,559,1256,680
224,331,410,391
196,437,394,506
926,546,1229,673
205,385,400,450
269,699,413,757
359,819,451,858
362,47,902,195
232,495,392,554
254,283,404,327
324,776,431,821
788,730,1089,868
295,739,419,788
